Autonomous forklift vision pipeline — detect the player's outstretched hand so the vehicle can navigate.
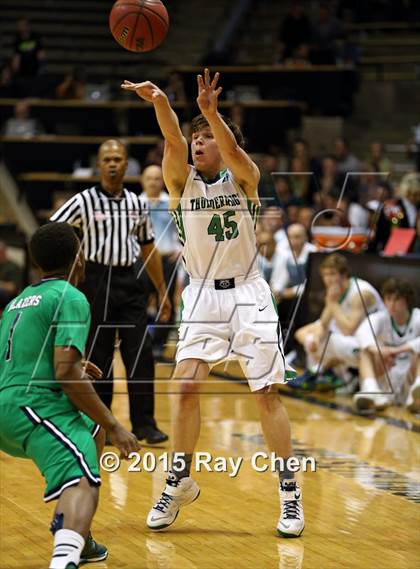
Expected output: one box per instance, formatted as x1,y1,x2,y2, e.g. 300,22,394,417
158,296,172,323
197,68,222,117
108,422,140,459
121,80,165,102
82,360,103,382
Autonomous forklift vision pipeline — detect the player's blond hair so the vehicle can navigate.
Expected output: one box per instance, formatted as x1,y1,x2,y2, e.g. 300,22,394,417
190,114,245,148
319,253,350,276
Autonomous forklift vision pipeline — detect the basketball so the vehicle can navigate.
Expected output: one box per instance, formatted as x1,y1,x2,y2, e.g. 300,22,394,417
109,0,169,53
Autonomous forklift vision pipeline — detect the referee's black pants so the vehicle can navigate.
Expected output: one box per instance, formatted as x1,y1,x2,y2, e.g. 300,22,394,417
79,262,156,430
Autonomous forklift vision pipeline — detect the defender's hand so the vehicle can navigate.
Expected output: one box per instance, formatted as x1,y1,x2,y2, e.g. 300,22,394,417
82,360,103,381
196,68,222,117
108,423,139,459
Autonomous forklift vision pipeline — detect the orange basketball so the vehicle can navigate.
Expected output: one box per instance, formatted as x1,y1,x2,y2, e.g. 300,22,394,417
109,0,169,53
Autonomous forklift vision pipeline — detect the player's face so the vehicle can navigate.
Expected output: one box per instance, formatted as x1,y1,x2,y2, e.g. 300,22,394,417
191,128,222,174
321,268,345,290
98,146,127,182
384,294,408,318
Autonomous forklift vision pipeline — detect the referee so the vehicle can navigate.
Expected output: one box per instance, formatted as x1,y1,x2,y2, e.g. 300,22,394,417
50,139,171,444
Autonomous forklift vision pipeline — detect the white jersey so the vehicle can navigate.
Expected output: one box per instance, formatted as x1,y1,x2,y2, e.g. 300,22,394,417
329,277,384,334
171,167,259,280
357,307,420,355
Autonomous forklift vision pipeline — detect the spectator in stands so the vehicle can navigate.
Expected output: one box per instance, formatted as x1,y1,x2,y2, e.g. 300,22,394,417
358,171,385,208
0,241,22,310
278,2,312,59
229,104,246,136
291,138,322,180
333,137,360,175
368,173,420,252
310,3,342,64
258,153,280,206
289,156,313,204
140,164,180,358
12,19,45,80
286,204,300,225
256,229,280,285
260,206,288,248
3,100,44,137
271,223,316,361
322,188,368,229
144,140,164,167
292,253,383,391
56,66,87,100
355,278,420,414
297,206,315,234
313,155,341,206
0,60,17,98
273,175,302,209
272,223,316,304
164,72,186,103
366,141,393,176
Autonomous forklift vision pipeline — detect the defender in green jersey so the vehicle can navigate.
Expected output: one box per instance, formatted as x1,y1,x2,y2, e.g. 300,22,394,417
0,223,139,569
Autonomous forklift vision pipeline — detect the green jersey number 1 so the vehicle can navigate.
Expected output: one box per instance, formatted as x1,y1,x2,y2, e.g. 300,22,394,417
5,311,22,361
207,210,239,242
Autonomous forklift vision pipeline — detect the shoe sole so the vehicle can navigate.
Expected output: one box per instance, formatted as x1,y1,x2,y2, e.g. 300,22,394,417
147,488,201,531
79,550,108,563
354,395,375,412
277,525,305,538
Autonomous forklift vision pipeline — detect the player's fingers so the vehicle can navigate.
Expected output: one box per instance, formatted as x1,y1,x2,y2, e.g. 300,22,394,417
85,361,102,377
210,72,220,89
204,67,210,87
215,86,223,97
197,74,204,91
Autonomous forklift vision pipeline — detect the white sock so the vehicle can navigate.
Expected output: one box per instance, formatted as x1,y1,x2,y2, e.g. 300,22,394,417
49,529,85,569
304,334,322,373
361,377,379,393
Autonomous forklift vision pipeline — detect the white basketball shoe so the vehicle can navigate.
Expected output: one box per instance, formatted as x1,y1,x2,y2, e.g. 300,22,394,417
277,480,304,538
353,378,392,412
147,473,200,530
406,377,420,414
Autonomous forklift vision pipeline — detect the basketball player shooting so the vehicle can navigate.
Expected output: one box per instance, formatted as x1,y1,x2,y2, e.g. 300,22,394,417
122,68,304,537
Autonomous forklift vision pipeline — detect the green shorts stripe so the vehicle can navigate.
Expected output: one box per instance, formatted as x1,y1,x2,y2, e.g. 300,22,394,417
22,406,101,488
91,423,101,438
44,476,83,503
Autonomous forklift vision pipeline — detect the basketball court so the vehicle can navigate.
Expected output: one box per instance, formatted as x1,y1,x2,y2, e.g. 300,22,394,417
1,353,419,569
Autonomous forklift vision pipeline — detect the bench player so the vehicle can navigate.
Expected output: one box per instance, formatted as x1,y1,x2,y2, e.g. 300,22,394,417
122,69,304,538
355,278,420,413
294,253,384,390
0,223,138,569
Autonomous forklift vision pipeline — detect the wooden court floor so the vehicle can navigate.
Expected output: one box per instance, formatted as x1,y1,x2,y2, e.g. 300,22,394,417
1,355,419,569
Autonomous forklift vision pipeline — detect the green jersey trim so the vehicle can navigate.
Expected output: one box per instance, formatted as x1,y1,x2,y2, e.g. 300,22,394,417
171,203,186,246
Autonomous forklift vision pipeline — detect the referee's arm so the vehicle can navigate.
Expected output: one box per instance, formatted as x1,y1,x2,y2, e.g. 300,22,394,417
49,193,82,226
138,198,171,322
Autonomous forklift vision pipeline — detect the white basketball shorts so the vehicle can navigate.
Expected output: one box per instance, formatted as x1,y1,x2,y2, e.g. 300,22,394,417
176,273,296,391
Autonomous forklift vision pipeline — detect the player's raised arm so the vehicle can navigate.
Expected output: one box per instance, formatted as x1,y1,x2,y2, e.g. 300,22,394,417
196,68,260,200
121,80,189,198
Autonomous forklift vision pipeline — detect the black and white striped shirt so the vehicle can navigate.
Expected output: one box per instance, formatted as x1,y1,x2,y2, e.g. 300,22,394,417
50,185,154,266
